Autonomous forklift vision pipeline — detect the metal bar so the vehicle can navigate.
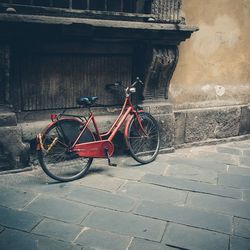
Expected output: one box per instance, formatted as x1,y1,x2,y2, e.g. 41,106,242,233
108,106,132,141
121,0,124,12
71,113,94,148
69,0,72,9
100,97,130,137
104,0,107,11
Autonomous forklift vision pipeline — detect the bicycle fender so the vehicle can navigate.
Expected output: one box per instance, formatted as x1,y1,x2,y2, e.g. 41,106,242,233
124,111,145,145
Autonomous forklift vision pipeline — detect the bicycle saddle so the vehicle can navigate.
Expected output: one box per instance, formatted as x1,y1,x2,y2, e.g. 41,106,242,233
76,96,98,107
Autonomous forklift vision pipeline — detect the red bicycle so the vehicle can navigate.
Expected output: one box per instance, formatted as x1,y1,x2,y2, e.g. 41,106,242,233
37,78,160,182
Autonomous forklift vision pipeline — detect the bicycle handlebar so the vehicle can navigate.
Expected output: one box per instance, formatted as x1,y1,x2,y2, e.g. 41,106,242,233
105,77,144,92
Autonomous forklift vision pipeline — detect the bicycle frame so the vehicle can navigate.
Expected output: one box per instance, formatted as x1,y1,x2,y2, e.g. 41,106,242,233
57,95,145,159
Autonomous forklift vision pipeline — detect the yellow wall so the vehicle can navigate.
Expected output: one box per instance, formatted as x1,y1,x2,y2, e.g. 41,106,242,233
170,0,250,109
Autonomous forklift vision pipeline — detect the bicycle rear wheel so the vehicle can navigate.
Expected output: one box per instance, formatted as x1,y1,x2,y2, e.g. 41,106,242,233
125,112,160,164
37,119,94,182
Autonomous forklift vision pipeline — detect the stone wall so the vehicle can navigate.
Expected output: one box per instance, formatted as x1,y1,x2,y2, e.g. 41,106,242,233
174,104,250,146
171,0,250,108
169,0,250,145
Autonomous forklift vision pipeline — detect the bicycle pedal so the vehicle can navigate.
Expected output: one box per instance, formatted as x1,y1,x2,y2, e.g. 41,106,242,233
109,162,117,167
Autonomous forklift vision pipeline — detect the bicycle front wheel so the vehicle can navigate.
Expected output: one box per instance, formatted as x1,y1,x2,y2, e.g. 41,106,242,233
126,112,160,164
37,119,94,182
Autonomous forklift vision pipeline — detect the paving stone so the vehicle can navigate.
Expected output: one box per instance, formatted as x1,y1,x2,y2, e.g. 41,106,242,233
180,151,238,166
24,195,91,224
0,173,77,198
243,150,250,157
142,174,242,199
78,174,125,192
240,156,250,168
230,235,250,250
83,208,166,242
166,157,228,173
243,190,250,201
0,229,82,250
233,217,250,239
75,228,131,250
228,166,250,176
162,223,229,250
91,164,145,181
216,146,242,156
128,238,176,250
0,185,38,209
66,186,135,212
118,181,187,205
0,205,42,232
134,157,168,175
187,192,250,219
135,201,232,234
164,164,218,184
218,173,250,189
32,218,83,242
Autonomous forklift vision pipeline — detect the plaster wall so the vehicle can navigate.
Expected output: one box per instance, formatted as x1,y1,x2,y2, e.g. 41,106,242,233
170,0,250,109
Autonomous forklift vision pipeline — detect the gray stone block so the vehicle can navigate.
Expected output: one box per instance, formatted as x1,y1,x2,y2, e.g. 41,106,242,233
185,107,241,143
166,156,228,173
239,105,250,135
0,229,37,250
243,190,250,202
75,228,131,250
163,223,229,250
0,111,17,127
66,186,135,212
142,174,242,199
32,218,83,242
164,163,218,184
83,208,166,242
230,236,250,250
91,162,145,181
233,217,250,239
135,200,232,234
78,174,125,192
228,166,250,176
147,103,173,115
216,146,242,155
243,149,250,157
0,125,30,168
187,192,250,219
174,111,186,145
128,238,175,250
154,114,174,148
0,229,81,250
0,186,38,209
118,181,187,205
218,173,250,189
240,156,250,167
24,195,91,224
0,205,42,232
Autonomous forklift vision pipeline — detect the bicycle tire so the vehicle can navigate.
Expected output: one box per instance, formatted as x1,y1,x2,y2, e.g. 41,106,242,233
125,112,160,164
37,119,94,182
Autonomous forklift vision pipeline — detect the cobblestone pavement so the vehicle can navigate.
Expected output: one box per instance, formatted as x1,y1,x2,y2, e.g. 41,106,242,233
0,140,250,250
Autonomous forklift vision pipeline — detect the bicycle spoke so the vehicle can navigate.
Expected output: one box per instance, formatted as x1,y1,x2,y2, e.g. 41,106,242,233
38,119,94,182
126,113,160,164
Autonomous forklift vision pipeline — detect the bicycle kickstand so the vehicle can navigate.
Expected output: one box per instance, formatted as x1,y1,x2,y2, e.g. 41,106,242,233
104,147,117,167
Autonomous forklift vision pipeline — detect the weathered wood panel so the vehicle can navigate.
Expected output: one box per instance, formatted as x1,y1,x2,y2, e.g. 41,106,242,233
19,52,132,110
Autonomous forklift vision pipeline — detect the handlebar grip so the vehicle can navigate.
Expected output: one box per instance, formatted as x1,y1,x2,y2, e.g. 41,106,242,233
136,77,144,85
